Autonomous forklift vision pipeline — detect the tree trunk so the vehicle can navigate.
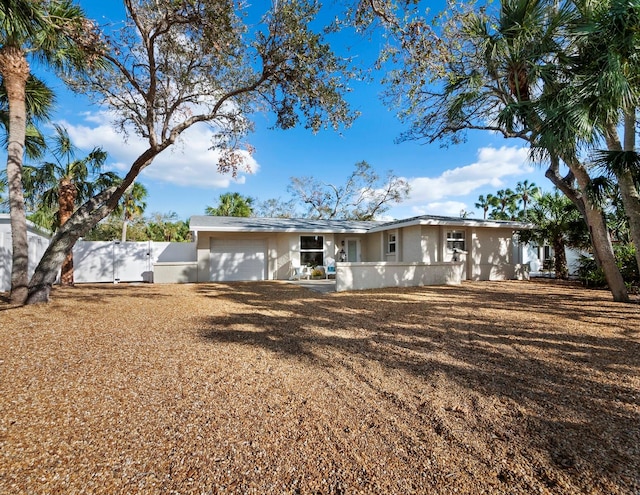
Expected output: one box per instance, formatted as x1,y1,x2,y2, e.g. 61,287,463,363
26,186,120,304
58,179,76,286
552,236,568,280
0,47,31,304
121,218,129,242
568,159,629,302
548,156,628,301
26,147,163,303
605,114,640,277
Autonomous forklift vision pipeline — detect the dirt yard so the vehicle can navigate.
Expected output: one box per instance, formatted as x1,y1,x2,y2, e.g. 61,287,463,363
1,280,639,494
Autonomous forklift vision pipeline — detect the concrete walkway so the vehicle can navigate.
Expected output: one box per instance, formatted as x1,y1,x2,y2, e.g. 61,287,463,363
288,279,336,294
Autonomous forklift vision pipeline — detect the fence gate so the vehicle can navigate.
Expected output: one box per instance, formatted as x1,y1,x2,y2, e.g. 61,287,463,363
73,241,152,283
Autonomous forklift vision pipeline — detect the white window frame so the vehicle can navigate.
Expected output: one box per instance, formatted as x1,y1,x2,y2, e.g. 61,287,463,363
446,230,466,253
387,233,397,254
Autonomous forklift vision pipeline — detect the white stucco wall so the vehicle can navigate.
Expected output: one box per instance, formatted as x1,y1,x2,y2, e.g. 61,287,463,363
469,228,514,280
363,232,383,262
400,225,422,262
153,262,198,283
421,225,440,263
335,261,464,291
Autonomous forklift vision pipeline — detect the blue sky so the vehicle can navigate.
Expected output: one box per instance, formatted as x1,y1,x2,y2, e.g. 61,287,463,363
13,1,551,222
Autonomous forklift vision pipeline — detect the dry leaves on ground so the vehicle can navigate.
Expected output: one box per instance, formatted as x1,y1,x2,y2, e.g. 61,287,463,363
1,280,639,494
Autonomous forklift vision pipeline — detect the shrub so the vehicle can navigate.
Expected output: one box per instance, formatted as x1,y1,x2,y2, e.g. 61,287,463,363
577,243,639,291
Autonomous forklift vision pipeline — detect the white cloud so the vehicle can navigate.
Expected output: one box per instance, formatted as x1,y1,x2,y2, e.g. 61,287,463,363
404,145,532,204
410,201,469,217
59,111,259,189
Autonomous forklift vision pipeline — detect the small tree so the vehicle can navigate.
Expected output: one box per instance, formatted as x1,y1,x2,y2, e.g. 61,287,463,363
519,191,585,280
145,212,190,242
113,182,147,242
474,194,498,220
515,180,539,219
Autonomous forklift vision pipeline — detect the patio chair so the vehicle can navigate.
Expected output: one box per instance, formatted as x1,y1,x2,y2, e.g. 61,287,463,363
324,258,336,279
290,265,311,280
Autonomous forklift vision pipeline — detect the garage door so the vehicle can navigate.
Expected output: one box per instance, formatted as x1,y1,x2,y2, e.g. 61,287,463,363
210,238,266,281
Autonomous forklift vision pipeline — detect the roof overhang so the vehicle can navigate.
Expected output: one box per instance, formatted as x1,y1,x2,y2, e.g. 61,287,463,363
367,217,532,233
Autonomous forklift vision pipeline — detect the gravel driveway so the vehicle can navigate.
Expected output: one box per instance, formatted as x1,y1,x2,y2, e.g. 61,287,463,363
1,280,639,494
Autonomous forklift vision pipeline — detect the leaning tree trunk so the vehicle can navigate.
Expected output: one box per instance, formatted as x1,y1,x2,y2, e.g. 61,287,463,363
548,155,628,301
26,187,118,303
26,147,166,303
58,178,76,286
0,46,31,304
569,159,629,302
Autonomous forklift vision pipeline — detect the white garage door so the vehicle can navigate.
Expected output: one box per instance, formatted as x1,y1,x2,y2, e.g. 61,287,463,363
210,238,266,281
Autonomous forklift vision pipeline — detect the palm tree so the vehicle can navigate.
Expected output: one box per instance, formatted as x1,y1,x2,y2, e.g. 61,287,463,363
522,191,585,280
113,182,147,242
0,74,53,160
0,0,100,303
489,189,517,220
206,192,254,217
515,180,539,218
571,0,640,278
468,0,628,300
475,193,498,220
25,125,118,285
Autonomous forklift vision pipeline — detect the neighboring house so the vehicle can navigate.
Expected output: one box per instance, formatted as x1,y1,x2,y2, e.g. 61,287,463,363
0,214,51,292
188,215,529,290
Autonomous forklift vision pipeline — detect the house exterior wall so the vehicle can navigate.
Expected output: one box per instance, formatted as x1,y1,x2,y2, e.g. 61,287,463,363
197,232,272,281
335,261,464,291
192,222,521,284
420,225,440,263
400,225,422,262
362,232,383,262
154,262,198,283
196,231,343,281
469,228,515,280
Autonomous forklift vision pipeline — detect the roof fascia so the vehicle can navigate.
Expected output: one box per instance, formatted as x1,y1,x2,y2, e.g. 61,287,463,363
368,218,531,233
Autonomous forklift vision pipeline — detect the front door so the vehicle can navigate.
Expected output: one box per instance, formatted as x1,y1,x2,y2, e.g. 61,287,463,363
346,239,359,262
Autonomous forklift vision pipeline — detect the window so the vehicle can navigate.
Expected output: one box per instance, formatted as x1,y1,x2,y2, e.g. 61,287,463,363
446,230,465,252
387,233,396,254
300,235,324,266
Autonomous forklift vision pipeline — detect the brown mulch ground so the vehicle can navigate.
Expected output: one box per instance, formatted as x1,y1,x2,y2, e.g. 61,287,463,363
1,280,639,494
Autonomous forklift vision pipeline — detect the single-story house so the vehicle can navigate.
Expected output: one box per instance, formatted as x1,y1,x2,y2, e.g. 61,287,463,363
186,215,530,291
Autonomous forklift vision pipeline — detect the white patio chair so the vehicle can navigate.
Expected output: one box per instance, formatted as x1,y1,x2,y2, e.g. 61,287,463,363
290,265,311,280
324,257,336,279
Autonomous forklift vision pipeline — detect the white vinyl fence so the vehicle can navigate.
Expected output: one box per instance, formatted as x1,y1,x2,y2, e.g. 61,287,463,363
1,238,196,291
